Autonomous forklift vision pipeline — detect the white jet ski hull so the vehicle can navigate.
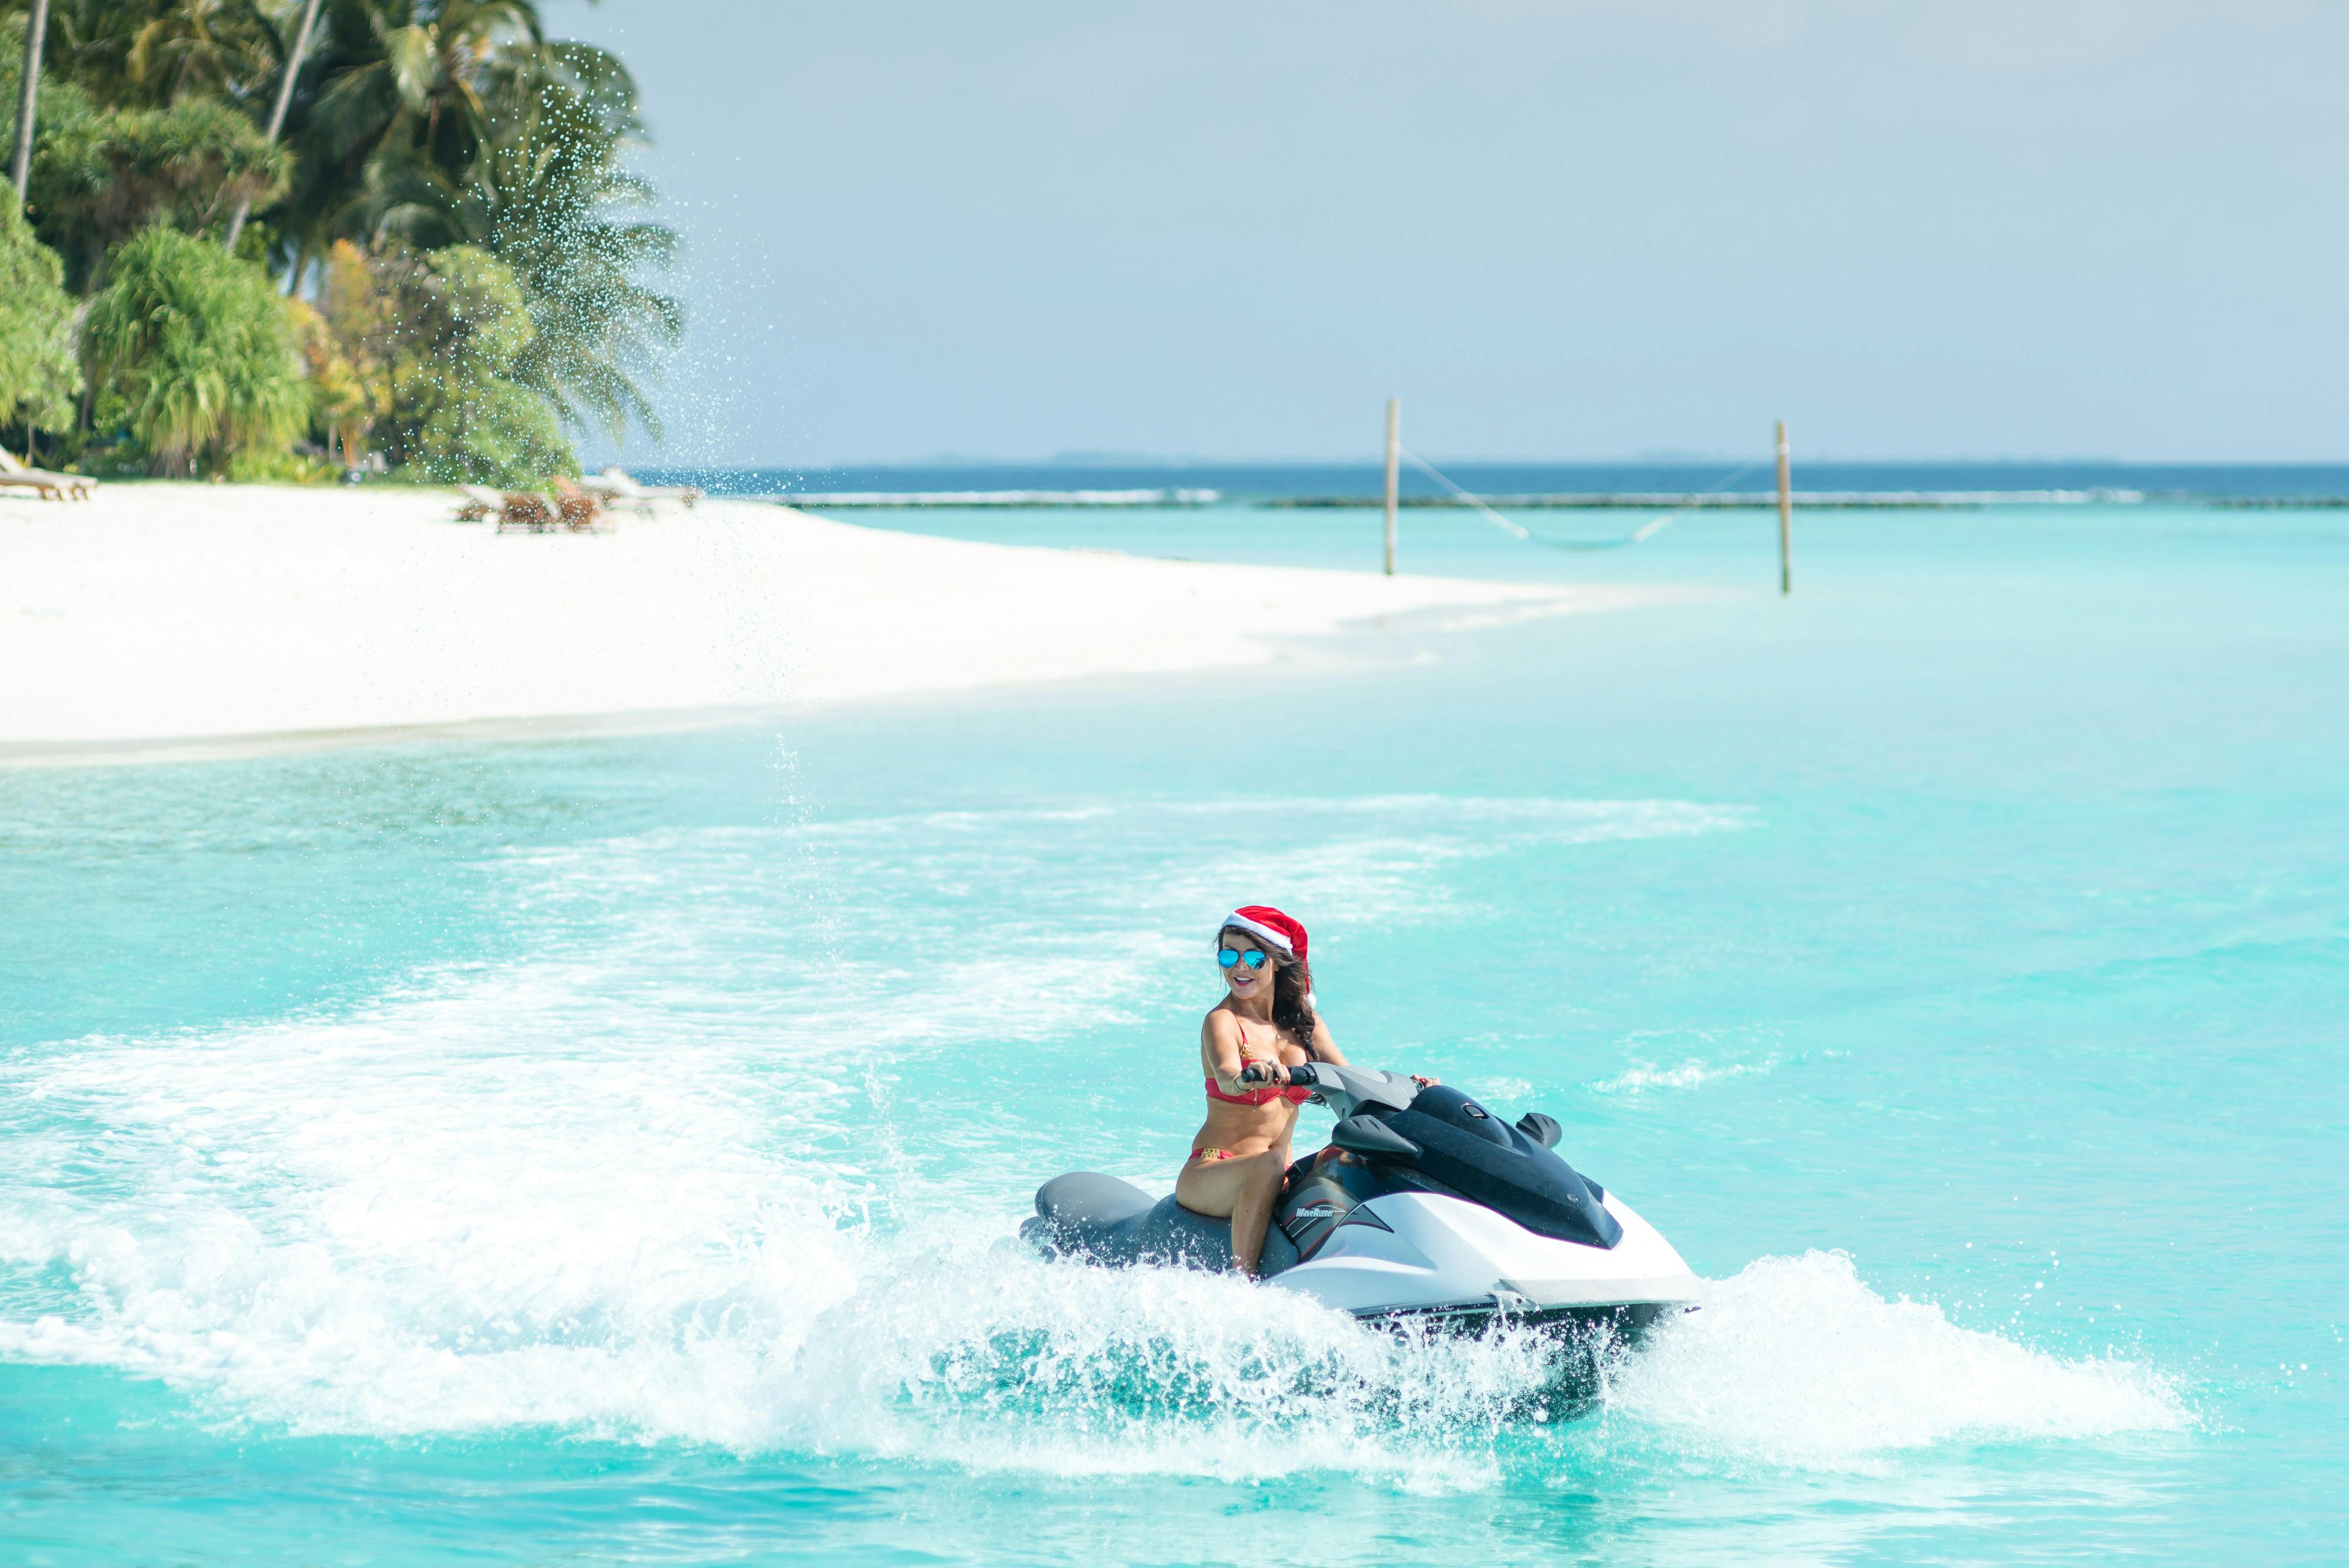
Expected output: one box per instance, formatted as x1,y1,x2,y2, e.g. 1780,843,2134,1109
1267,1189,1698,1329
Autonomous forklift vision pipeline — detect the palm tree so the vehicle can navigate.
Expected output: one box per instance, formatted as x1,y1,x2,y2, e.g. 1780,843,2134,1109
29,94,290,289
16,0,678,468
82,221,308,474
315,0,540,154
123,0,277,106
42,0,276,109
249,0,541,285
11,1,52,198
223,0,321,248
371,39,679,442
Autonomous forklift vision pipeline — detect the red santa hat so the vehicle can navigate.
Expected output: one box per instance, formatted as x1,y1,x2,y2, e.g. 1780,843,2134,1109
1220,905,1308,964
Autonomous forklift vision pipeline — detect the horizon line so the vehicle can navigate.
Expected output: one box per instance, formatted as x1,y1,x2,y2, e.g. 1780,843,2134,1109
615,454,2349,470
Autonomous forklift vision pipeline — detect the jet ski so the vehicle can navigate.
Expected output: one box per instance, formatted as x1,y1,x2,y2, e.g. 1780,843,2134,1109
1022,1061,1697,1340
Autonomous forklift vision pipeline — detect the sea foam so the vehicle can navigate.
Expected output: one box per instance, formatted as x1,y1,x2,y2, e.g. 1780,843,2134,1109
0,971,2190,1485
1598,1251,2192,1469
0,802,2185,1486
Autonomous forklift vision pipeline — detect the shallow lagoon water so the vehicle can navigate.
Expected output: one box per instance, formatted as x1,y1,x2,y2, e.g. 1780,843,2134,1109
3,504,2344,1563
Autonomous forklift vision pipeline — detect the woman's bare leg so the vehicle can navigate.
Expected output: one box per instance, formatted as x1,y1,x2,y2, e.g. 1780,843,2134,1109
1227,1152,1287,1274
1175,1150,1290,1276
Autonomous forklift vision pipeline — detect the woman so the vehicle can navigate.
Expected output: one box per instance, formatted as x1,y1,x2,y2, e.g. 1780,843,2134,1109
1176,904,1347,1276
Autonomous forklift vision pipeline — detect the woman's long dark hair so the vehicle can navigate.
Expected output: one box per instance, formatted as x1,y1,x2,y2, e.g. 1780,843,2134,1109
1223,925,1319,1060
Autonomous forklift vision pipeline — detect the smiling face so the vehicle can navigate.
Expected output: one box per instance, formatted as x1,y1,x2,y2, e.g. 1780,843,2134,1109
1217,926,1280,1004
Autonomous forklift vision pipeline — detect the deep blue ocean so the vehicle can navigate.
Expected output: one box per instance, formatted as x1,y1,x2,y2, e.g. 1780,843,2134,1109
638,458,2349,504
4,493,2344,1564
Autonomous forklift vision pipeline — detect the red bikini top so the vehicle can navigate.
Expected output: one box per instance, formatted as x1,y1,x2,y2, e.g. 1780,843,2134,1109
1204,1076,1313,1108
1206,1019,1312,1106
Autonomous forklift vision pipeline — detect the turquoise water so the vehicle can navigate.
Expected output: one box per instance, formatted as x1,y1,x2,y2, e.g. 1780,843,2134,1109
4,504,2344,1564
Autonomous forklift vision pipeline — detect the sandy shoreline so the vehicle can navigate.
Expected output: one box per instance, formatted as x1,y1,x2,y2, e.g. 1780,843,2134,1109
1,484,1664,762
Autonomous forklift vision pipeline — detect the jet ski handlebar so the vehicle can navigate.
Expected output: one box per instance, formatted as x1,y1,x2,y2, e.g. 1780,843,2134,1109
1236,1059,1419,1116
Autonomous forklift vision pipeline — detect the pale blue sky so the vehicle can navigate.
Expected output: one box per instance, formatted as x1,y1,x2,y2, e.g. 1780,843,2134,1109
557,1,2349,466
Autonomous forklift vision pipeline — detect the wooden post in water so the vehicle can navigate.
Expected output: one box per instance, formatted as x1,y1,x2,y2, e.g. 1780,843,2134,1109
1775,419,1793,597
1383,397,1400,576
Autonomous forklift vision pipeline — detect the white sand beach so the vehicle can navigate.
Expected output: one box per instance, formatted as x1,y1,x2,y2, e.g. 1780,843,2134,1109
0,485,1660,759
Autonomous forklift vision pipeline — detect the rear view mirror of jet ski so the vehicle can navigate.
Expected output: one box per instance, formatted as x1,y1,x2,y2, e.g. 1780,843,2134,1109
1024,1056,1697,1338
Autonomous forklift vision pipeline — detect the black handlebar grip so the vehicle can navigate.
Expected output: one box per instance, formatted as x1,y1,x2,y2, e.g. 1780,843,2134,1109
1238,1061,1274,1085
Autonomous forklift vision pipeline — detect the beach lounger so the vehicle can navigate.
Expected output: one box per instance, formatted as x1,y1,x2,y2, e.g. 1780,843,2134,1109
0,471,68,501
495,492,559,533
0,451,97,502
580,467,700,513
574,472,648,514
455,485,504,521
553,476,608,532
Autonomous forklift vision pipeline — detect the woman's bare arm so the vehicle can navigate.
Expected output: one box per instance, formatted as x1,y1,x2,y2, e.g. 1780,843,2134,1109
1201,1011,1253,1095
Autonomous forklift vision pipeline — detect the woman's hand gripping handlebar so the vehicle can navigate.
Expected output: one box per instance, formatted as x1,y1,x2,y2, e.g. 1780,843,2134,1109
1238,1060,1318,1090
1240,1059,1436,1096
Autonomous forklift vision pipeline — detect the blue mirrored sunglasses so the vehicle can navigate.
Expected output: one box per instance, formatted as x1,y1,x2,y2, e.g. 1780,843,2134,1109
1217,948,1270,970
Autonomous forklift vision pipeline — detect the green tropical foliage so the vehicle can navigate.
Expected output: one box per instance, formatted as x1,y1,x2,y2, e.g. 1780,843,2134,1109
30,96,291,289
0,0,677,479
376,41,681,442
326,240,572,484
0,196,81,442
293,238,388,466
284,4,679,445
82,223,308,476
47,0,281,109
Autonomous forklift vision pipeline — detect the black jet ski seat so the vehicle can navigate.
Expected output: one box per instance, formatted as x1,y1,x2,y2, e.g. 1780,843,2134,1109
1022,1172,1301,1276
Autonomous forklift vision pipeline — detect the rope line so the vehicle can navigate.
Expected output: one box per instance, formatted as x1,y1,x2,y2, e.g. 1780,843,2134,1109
1399,449,1775,551
1399,449,1529,539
